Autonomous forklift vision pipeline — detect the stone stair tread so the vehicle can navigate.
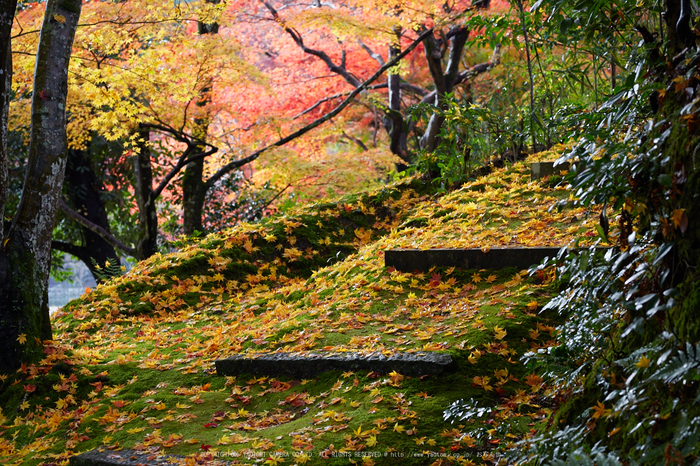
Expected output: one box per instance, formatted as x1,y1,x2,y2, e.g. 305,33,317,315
69,449,212,466
215,351,455,378
385,246,565,272
530,161,571,179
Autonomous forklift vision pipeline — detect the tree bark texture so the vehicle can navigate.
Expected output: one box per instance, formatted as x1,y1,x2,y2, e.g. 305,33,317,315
182,82,212,236
383,28,409,169
133,128,158,259
182,0,219,236
182,156,207,235
0,0,82,373
665,0,686,54
420,27,470,152
0,0,17,247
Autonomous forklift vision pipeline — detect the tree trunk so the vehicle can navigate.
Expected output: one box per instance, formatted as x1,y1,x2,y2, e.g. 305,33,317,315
182,156,206,235
665,0,685,54
60,146,120,280
182,0,219,236
0,0,82,373
181,100,209,236
0,0,17,246
383,28,409,170
133,128,158,259
420,27,470,153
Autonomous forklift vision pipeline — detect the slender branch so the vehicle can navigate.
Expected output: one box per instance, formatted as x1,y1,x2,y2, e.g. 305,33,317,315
358,40,385,65
260,0,362,88
293,81,428,119
205,27,435,190
259,183,293,213
58,198,137,257
151,145,217,199
397,81,429,97
11,17,197,40
342,132,368,151
139,122,198,145
367,82,430,97
292,91,349,119
137,121,219,198
51,240,89,264
419,49,500,104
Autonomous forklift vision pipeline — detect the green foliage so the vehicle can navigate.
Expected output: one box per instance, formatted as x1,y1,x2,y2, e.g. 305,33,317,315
514,0,700,464
407,7,607,189
443,397,491,423
90,257,124,283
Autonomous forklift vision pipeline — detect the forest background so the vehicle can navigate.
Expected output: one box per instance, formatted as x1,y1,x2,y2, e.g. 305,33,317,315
2,0,700,464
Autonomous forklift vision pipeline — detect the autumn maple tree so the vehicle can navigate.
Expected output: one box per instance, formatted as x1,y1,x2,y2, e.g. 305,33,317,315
7,0,508,280
3,0,700,463
1,0,509,366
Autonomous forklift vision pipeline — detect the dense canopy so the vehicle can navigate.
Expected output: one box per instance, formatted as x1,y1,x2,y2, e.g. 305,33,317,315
1,0,700,464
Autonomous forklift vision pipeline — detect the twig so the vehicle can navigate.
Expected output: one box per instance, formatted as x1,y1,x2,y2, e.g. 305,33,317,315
58,199,137,257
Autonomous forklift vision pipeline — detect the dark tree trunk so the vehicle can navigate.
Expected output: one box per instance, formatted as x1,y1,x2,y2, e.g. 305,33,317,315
383,28,410,170
665,0,686,54
0,0,82,373
420,27,470,152
664,0,696,52
182,156,206,235
181,0,220,236
0,0,17,246
133,128,158,259
61,147,119,280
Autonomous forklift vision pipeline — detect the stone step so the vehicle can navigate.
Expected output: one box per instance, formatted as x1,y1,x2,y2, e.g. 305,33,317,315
215,351,455,378
530,161,570,180
69,449,200,466
385,247,563,272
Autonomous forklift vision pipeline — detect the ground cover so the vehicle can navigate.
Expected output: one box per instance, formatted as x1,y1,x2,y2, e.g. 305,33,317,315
0,151,611,465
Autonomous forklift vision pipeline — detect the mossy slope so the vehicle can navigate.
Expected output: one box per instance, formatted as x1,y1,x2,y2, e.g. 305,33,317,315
0,152,604,465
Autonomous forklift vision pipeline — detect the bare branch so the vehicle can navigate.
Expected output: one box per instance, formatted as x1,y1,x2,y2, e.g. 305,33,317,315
259,182,292,213
11,17,197,40
260,0,362,87
358,40,385,66
152,144,218,199
293,81,428,120
368,82,428,97
398,81,429,97
420,48,501,104
132,123,218,199
58,198,137,257
342,132,368,151
206,27,435,189
292,91,348,119
51,240,89,263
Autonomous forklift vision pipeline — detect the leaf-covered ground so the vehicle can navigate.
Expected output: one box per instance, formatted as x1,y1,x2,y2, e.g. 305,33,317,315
0,150,609,465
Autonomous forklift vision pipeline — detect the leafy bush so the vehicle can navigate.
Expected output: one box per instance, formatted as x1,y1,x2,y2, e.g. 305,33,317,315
513,0,700,463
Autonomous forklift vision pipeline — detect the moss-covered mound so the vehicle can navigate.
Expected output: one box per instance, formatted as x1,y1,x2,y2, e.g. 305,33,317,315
0,151,608,465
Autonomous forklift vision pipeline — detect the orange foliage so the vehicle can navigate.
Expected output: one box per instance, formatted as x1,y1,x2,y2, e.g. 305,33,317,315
10,0,514,209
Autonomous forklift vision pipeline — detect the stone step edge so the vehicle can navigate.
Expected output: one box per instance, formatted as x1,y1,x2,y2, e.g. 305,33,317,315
385,246,565,272
69,448,234,466
215,351,455,379
530,161,571,179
